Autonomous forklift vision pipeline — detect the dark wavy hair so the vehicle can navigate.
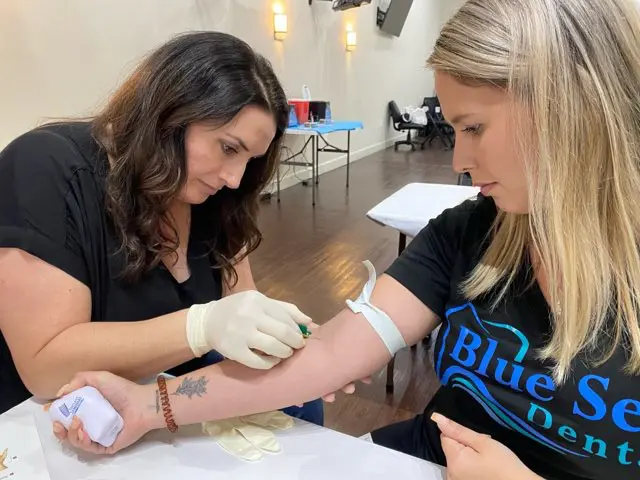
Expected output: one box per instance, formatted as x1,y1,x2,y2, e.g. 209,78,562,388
92,31,288,284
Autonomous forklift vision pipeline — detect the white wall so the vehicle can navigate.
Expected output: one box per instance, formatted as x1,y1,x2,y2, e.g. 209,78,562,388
439,0,466,26
0,0,442,189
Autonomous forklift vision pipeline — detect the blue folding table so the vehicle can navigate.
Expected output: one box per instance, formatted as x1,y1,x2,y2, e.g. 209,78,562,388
279,121,363,206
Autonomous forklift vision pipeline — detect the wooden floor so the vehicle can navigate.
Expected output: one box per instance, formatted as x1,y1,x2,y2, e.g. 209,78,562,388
251,142,456,437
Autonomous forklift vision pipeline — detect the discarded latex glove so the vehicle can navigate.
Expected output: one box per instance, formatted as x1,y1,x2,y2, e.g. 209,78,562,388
202,411,295,462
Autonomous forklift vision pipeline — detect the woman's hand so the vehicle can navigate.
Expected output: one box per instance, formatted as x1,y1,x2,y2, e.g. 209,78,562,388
46,371,156,455
321,377,372,403
186,291,312,370
432,413,543,480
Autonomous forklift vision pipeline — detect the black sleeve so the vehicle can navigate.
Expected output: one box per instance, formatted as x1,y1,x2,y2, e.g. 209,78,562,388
385,198,482,319
0,129,89,285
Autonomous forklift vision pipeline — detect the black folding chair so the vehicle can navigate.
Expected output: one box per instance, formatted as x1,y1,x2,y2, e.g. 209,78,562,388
422,96,455,149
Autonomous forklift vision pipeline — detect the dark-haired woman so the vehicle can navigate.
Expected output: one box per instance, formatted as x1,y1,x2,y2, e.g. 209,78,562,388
0,31,324,424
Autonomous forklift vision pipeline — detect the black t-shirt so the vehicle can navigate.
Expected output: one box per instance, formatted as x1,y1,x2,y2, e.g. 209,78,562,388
0,122,223,414
387,195,640,480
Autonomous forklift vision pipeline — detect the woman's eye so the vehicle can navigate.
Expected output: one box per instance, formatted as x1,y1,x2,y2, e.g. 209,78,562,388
462,125,482,135
221,143,237,156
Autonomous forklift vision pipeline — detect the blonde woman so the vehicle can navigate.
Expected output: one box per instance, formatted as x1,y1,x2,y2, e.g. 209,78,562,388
51,0,640,478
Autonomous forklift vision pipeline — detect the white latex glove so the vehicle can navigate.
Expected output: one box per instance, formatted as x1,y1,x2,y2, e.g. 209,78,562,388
202,411,295,462
186,290,311,369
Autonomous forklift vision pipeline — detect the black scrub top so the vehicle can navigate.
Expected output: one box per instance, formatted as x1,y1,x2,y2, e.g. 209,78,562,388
0,122,223,414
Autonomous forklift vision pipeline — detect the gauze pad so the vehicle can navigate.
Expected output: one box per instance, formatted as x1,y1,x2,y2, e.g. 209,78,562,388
49,386,124,447
346,260,407,355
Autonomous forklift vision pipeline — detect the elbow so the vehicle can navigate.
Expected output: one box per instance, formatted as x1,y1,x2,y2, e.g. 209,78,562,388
28,386,59,402
24,380,59,402
16,361,66,401
27,378,67,402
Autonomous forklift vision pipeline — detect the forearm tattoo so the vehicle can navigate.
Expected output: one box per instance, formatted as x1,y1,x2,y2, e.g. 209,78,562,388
148,375,209,410
155,389,160,413
171,376,209,399
148,389,161,413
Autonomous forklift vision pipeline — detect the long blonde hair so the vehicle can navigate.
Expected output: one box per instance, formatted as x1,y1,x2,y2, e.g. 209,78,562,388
428,0,640,384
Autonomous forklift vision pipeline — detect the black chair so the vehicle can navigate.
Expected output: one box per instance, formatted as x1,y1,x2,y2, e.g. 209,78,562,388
388,101,427,151
458,172,472,186
422,96,455,149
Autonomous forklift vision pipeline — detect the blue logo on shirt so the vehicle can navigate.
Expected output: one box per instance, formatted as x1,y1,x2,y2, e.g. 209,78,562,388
438,302,640,467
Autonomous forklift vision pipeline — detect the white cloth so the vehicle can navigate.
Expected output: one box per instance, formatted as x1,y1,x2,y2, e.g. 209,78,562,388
366,183,480,238
4,398,448,479
0,412,51,479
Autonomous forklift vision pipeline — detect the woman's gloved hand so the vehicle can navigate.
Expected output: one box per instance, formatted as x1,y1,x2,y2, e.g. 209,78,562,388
186,290,312,369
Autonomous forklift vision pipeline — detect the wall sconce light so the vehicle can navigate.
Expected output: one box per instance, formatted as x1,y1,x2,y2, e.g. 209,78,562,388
346,24,357,51
273,4,288,41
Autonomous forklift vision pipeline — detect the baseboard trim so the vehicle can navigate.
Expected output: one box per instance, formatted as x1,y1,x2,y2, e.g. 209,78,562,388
264,133,407,194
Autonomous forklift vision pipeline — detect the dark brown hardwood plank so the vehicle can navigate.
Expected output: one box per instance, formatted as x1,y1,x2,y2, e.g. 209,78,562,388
253,143,455,436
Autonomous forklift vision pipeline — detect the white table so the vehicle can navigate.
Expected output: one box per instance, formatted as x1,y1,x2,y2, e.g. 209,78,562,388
2,398,446,480
366,182,480,390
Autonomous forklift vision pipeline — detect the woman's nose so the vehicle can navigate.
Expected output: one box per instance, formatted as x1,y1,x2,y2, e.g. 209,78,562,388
221,162,247,190
451,143,475,174
221,173,240,190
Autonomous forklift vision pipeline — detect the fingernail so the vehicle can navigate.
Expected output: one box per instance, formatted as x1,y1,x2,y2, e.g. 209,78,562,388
53,424,63,433
55,384,70,397
78,430,84,441
431,412,445,424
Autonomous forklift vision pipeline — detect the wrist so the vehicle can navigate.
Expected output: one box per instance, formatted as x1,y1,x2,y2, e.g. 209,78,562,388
140,383,167,432
185,303,212,357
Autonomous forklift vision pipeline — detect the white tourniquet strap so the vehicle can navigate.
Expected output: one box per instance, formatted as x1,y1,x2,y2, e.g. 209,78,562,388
346,260,407,355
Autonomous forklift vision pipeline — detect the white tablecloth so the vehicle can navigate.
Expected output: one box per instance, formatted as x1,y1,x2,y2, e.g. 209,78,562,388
367,183,480,238
2,399,446,480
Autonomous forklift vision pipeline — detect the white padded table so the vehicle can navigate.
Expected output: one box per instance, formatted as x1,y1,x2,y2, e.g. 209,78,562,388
1,398,447,480
367,182,480,240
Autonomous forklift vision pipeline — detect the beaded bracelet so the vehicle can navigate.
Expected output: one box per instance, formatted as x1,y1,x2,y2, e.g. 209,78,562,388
156,375,178,433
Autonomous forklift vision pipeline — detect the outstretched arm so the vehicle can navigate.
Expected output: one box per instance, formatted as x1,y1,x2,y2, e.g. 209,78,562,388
0,246,297,399
0,248,195,399
146,274,440,428
53,273,441,454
